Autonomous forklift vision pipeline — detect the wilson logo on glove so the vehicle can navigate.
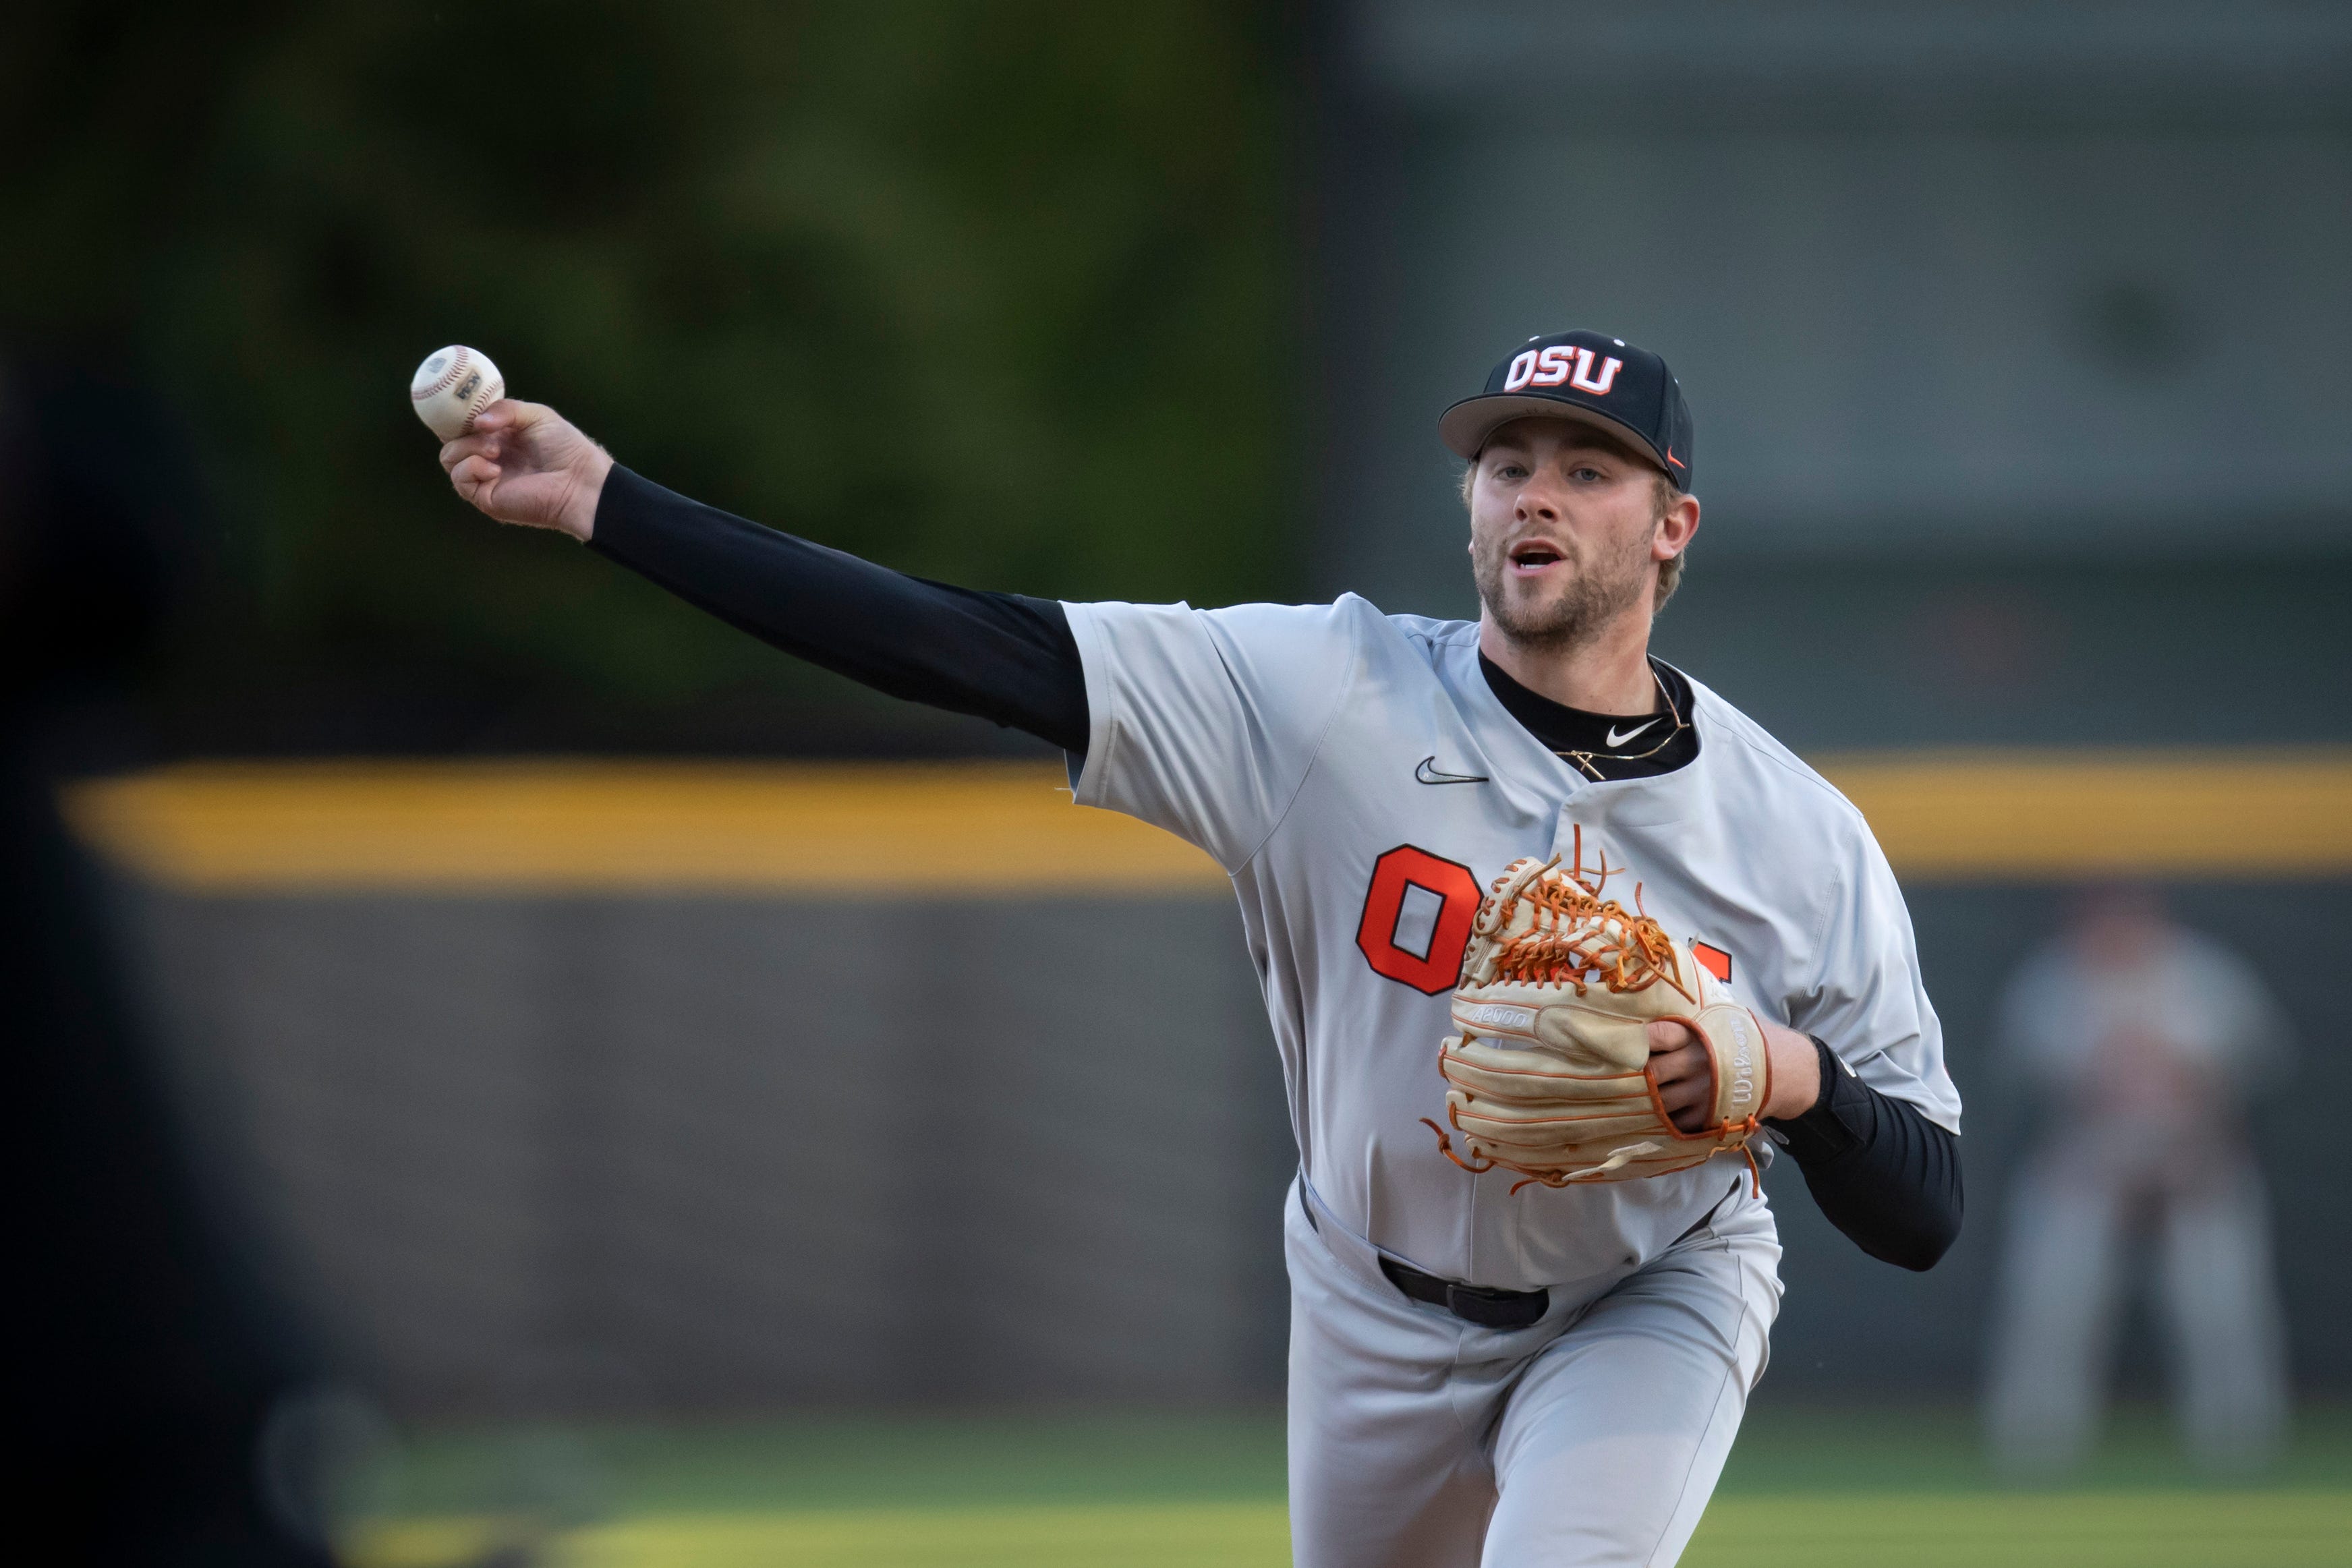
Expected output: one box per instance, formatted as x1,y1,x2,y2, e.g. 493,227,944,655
1422,829,1771,1194
1457,1002,1539,1033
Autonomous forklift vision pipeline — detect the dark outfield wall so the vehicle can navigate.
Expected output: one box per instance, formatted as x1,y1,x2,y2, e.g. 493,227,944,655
119,875,2349,1418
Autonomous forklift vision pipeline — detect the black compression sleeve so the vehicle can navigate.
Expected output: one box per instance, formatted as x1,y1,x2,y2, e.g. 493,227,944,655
587,467,1089,753
1765,1038,1963,1271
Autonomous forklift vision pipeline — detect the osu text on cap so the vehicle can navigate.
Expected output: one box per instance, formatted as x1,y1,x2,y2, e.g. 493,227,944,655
1502,345,1622,396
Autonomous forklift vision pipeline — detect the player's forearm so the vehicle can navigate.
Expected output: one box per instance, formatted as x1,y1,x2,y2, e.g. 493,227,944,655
587,467,1090,752
1765,1037,1962,1271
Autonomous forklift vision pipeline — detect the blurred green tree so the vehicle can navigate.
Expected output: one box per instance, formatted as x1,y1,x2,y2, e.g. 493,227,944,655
1,1,1296,750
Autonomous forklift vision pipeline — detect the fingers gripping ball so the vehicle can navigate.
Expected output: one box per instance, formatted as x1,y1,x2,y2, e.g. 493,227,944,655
1423,833,1771,1192
410,346,505,440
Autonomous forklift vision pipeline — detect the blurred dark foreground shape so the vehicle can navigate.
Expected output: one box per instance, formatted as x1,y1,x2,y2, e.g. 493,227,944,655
1,353,362,1565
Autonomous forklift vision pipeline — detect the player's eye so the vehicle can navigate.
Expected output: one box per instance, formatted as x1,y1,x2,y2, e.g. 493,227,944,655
1569,465,1603,482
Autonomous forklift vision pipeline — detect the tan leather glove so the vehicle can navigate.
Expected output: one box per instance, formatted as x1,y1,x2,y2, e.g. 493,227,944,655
1425,844,1771,1192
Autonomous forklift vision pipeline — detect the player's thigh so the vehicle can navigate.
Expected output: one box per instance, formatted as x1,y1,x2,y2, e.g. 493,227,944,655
1481,1225,1781,1568
2159,1165,2275,1323
2158,1166,2287,1381
1284,1192,1494,1568
1995,1157,2125,1344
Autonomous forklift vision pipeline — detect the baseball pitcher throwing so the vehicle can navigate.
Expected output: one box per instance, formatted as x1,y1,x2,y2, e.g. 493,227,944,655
436,328,1962,1566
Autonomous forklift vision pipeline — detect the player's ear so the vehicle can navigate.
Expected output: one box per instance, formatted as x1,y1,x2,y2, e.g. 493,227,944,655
1653,489,1700,561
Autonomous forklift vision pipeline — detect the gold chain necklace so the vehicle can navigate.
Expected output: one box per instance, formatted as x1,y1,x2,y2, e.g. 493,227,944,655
1550,667,1687,781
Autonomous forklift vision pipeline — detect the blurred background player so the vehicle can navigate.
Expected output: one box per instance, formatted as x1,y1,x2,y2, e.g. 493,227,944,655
1984,883,2294,1476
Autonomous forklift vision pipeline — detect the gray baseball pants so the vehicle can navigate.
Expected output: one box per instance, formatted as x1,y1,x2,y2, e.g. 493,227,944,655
1284,1180,1781,1567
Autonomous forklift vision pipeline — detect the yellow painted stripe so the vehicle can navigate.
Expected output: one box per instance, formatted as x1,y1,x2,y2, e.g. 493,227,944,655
61,761,1228,894
1819,750,2352,879
59,751,2352,893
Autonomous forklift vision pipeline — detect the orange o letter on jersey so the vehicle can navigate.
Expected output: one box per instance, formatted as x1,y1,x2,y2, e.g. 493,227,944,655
1356,846,1483,995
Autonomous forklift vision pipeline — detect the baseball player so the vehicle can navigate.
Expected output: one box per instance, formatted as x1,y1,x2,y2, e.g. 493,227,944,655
436,328,1962,1566
1985,884,2291,1474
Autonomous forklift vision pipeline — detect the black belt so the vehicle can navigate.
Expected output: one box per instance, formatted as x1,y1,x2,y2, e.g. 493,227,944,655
1296,1183,1551,1331
1303,1174,1741,1334
1377,1256,1550,1331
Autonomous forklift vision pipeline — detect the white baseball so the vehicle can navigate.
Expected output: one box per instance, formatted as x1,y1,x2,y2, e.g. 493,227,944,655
410,345,506,440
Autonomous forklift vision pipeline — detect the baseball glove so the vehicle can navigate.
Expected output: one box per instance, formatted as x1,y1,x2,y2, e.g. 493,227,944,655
1423,836,1771,1192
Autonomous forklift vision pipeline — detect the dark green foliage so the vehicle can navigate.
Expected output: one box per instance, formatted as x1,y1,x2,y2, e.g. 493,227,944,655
2,3,1296,743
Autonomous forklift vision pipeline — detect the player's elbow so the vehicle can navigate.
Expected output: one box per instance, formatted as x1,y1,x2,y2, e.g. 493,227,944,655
1868,1149,1963,1272
1810,1126,1963,1271
1866,1204,1961,1272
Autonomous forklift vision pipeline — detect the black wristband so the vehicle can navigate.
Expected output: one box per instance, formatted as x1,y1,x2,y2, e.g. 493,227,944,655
1765,1036,1868,1165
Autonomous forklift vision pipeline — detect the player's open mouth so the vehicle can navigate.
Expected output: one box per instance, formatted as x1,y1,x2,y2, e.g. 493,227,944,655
1508,541,1565,575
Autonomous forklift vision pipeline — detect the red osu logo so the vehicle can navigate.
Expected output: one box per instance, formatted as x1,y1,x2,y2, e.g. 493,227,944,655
1355,846,1483,995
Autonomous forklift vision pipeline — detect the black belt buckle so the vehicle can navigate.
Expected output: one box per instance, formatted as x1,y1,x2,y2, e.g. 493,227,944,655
1379,1256,1549,1331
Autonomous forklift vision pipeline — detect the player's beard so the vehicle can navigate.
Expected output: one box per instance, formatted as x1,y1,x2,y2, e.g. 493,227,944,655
1470,524,1653,654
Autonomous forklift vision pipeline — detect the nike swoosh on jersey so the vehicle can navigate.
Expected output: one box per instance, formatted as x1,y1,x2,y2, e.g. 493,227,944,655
1604,718,1661,747
1414,756,1489,786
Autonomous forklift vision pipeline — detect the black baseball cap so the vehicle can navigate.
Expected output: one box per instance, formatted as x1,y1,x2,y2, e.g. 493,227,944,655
1438,330,1694,491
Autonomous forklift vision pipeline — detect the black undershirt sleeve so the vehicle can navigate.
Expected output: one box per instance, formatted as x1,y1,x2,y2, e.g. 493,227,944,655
587,465,1091,753
1765,1037,1963,1271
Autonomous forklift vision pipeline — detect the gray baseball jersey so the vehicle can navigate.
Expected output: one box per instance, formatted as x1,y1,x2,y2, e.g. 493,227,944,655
1065,593,1960,1291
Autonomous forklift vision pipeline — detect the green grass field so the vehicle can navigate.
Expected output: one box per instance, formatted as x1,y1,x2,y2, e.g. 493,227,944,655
350,1405,2352,1567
